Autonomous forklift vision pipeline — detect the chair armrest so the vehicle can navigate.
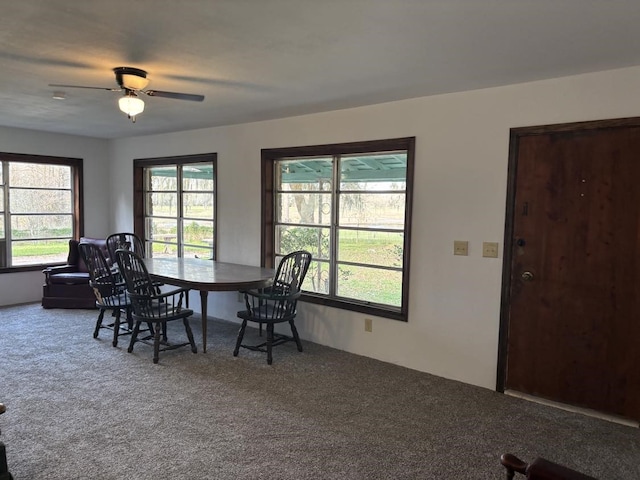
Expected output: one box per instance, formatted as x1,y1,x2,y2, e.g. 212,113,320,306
42,264,77,282
149,287,190,302
500,454,597,480
501,454,528,477
241,289,302,322
43,264,77,274
129,287,191,320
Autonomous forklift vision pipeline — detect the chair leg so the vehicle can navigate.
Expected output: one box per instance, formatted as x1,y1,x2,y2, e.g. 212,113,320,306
125,307,133,330
183,318,197,353
112,309,122,347
266,323,274,365
128,322,141,353
93,309,105,338
289,320,303,352
0,441,10,480
153,322,162,364
233,320,248,356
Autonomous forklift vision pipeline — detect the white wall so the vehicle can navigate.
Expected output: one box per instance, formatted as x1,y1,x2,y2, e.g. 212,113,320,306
0,127,110,306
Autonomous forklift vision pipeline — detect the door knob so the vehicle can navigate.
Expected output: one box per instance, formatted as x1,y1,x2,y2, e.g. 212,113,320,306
521,271,534,282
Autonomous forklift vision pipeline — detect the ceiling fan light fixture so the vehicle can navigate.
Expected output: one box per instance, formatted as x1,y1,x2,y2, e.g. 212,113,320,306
118,92,144,122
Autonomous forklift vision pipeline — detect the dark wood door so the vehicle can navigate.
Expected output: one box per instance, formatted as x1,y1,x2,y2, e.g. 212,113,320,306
500,118,640,421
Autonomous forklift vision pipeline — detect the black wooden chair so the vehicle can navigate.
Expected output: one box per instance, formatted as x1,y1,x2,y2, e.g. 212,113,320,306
0,403,12,480
115,249,197,364
234,250,312,364
78,242,133,347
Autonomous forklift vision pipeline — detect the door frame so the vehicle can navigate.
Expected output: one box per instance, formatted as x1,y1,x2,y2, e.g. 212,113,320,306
495,116,640,393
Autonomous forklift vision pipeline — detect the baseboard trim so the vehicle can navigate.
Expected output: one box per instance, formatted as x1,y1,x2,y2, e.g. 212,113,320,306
505,390,639,428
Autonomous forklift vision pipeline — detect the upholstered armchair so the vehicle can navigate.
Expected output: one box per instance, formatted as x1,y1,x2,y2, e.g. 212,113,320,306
41,237,109,309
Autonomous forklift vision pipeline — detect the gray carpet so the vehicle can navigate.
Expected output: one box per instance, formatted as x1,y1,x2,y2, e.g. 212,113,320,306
1,303,638,479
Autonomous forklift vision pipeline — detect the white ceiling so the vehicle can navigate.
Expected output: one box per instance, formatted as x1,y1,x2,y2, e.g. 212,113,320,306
3,0,640,139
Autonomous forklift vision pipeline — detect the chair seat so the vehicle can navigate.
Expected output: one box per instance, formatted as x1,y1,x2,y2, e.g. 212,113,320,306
132,302,194,323
237,304,294,324
95,291,130,308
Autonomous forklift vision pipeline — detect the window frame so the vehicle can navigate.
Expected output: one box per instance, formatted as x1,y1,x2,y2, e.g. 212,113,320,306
133,153,217,259
261,137,415,321
0,152,83,273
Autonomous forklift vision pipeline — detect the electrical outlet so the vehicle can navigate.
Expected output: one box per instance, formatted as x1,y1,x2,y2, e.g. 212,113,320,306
364,318,373,332
482,242,499,258
453,240,469,256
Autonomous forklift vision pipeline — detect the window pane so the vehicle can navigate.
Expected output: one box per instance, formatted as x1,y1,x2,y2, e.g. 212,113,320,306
277,158,333,191
182,193,214,219
9,163,71,188
149,166,177,191
339,192,405,228
148,218,177,239
277,192,331,225
183,163,214,190
276,225,330,260
337,264,402,307
10,189,71,213
303,260,329,294
11,215,72,239
147,193,178,216
338,229,404,268
182,220,214,246
0,214,4,237
340,153,407,190
149,241,177,258
11,239,70,266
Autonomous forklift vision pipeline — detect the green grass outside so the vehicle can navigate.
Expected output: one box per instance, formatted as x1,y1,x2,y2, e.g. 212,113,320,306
13,241,69,256
13,229,404,307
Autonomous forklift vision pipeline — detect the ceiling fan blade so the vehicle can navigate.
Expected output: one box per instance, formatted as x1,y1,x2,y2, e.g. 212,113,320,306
143,90,205,102
48,84,121,92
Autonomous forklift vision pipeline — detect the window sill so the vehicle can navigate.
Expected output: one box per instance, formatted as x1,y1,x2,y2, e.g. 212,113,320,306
300,292,407,322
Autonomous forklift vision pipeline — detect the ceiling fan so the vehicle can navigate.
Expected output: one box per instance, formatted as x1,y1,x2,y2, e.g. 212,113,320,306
49,66,205,122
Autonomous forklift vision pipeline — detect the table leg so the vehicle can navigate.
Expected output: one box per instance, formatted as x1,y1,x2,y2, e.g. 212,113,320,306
200,290,208,353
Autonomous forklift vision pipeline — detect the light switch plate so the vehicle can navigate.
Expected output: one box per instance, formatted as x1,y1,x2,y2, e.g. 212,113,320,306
453,240,469,256
482,242,499,258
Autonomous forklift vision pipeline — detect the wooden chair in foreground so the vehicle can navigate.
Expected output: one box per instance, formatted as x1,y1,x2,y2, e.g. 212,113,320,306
501,454,598,480
234,250,312,365
115,249,197,364
0,403,13,480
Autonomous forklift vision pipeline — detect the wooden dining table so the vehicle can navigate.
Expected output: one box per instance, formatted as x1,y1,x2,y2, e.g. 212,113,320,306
143,257,274,352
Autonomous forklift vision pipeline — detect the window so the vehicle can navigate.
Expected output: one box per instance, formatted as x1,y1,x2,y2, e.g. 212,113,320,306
133,154,216,259
262,138,414,321
0,152,83,271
